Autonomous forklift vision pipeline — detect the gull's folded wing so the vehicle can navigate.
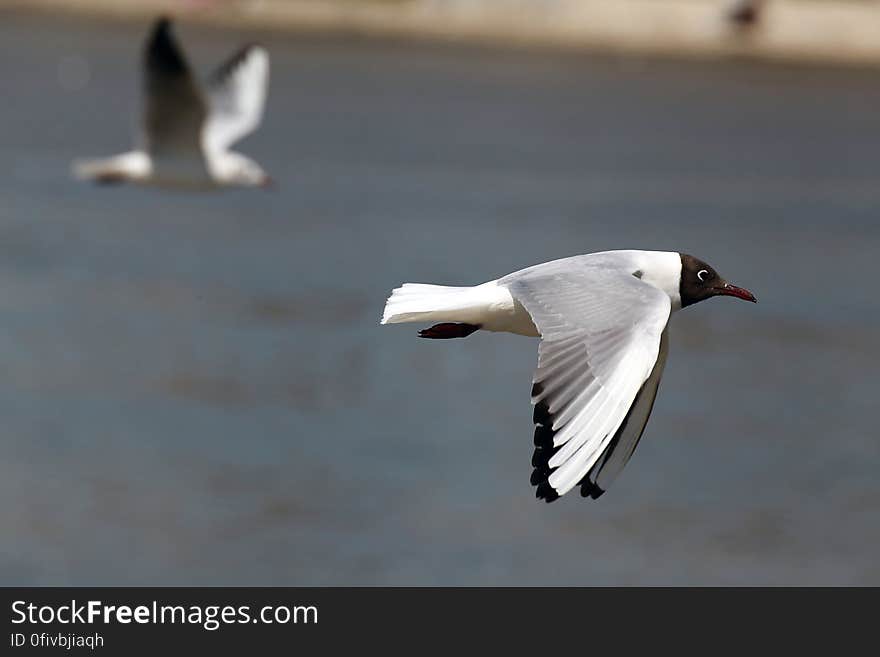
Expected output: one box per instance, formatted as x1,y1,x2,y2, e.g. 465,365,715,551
504,266,670,501
141,18,207,157
204,45,269,153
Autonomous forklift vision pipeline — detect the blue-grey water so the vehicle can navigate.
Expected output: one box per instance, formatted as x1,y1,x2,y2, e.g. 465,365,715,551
0,12,878,585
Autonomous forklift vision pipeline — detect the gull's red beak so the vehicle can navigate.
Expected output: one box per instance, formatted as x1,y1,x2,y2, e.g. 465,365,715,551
260,175,275,190
714,282,757,303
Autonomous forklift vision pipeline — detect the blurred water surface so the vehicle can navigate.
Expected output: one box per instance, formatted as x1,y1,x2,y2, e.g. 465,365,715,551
0,13,878,585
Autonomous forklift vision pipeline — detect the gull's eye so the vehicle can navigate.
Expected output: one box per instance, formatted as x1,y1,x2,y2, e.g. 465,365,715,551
697,269,709,283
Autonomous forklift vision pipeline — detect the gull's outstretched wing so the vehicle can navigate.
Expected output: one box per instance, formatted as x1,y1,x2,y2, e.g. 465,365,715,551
204,45,269,153
141,17,207,157
503,265,671,501
587,326,669,497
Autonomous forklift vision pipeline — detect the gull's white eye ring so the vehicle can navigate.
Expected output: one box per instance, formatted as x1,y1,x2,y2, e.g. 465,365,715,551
697,269,709,282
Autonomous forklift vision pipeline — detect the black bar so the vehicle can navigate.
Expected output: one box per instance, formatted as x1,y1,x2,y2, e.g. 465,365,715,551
1,588,876,653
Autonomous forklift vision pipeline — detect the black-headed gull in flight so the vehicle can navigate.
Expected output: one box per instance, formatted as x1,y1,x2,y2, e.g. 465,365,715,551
381,250,756,502
73,17,271,189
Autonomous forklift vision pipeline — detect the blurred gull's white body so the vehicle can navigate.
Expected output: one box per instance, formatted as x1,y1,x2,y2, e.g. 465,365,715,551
72,18,271,189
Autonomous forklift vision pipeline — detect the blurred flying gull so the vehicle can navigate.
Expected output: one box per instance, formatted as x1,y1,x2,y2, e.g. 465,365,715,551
382,251,756,502
73,17,271,189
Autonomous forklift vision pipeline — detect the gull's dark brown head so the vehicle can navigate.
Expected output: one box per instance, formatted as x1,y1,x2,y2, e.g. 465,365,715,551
679,253,757,308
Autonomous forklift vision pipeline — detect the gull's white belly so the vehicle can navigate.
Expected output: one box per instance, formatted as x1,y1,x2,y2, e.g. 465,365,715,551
476,282,540,337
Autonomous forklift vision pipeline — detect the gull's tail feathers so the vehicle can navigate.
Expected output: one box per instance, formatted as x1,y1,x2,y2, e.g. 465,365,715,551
71,158,102,180
381,283,495,326
71,151,150,184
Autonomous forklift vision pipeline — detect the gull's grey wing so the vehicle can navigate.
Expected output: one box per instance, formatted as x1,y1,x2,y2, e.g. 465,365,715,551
504,266,671,501
141,18,207,157
585,326,669,498
204,45,269,153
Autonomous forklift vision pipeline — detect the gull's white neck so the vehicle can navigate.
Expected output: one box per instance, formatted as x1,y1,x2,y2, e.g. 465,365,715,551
630,250,682,311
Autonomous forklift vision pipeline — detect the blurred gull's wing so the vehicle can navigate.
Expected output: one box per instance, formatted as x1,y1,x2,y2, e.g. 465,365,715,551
503,266,670,501
204,45,269,153
141,18,207,157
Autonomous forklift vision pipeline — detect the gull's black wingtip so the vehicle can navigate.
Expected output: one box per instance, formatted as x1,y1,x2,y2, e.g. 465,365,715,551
145,14,189,76
535,482,559,503
580,480,606,500
208,43,261,87
531,390,563,503
534,480,605,502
